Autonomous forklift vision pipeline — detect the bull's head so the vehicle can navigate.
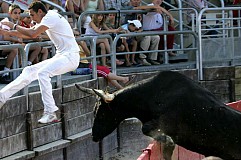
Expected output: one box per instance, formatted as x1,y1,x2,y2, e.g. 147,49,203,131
75,84,121,142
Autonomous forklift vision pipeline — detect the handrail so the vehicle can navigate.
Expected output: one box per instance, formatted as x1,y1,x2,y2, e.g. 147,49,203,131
75,36,99,79
83,34,113,78
0,43,26,69
112,30,199,76
197,7,241,80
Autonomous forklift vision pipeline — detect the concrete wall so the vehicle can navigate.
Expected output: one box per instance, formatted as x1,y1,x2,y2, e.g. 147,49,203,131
0,67,239,160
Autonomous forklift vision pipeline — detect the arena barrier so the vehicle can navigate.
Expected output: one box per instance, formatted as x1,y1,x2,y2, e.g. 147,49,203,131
137,100,241,160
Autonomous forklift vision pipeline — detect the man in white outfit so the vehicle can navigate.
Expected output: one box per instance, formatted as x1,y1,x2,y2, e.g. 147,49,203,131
0,1,80,123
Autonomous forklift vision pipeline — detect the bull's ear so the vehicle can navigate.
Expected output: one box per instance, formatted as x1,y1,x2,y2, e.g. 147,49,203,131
92,89,115,103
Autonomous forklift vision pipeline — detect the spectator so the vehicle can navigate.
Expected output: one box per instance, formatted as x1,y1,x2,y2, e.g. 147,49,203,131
123,0,142,23
105,9,126,56
123,0,161,65
184,0,208,26
120,20,142,66
2,4,42,66
85,13,123,67
82,0,104,33
135,0,176,57
65,0,104,33
0,1,80,123
73,44,135,89
19,12,49,64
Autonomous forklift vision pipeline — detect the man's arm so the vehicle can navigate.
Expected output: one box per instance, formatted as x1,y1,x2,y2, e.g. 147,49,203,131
1,21,48,38
134,5,174,26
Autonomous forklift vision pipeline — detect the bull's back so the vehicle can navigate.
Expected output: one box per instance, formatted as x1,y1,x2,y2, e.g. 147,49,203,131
149,71,241,158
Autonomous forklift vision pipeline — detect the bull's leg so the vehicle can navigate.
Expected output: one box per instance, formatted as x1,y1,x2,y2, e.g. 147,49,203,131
162,142,175,160
142,120,175,160
142,120,175,145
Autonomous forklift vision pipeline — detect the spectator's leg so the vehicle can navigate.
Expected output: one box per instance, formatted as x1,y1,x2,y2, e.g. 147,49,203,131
28,45,41,65
167,25,175,50
97,40,107,66
131,39,137,64
40,47,49,61
3,48,18,69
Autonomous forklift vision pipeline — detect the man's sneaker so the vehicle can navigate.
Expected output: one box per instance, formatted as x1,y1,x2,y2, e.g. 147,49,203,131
38,112,58,124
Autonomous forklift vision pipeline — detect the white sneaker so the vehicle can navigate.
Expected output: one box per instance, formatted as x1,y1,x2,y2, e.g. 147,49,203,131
38,112,58,124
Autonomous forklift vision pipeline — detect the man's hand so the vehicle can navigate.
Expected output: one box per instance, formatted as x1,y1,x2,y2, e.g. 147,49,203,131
1,21,14,30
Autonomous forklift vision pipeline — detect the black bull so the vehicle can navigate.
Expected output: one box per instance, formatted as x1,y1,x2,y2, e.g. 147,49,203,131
76,71,241,159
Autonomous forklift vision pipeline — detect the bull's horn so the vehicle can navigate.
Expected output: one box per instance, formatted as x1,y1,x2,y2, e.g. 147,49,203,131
93,89,115,103
75,84,96,95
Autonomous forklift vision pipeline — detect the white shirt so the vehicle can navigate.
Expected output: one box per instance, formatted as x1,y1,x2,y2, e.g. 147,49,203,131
142,3,163,31
40,10,80,54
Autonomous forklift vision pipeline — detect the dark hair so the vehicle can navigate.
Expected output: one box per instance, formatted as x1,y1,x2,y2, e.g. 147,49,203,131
28,1,47,14
9,4,21,13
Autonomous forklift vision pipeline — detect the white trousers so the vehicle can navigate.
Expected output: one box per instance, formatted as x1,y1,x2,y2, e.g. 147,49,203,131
139,35,160,60
0,52,80,113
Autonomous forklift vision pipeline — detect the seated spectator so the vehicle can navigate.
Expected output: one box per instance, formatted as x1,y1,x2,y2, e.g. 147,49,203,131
120,20,142,66
65,0,104,33
73,43,135,89
85,13,123,67
19,11,49,64
123,0,160,66
135,0,176,57
105,9,126,56
2,4,42,66
65,0,84,19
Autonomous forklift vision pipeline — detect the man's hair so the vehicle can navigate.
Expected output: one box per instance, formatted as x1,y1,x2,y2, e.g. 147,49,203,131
9,4,21,13
28,1,47,14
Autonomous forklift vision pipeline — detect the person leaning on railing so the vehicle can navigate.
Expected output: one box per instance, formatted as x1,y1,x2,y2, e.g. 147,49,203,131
135,0,176,57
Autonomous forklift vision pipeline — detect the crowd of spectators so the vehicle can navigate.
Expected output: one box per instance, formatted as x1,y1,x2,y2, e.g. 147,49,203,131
0,0,231,87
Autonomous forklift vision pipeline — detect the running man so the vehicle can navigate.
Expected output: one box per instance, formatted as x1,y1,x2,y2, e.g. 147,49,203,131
0,1,80,123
